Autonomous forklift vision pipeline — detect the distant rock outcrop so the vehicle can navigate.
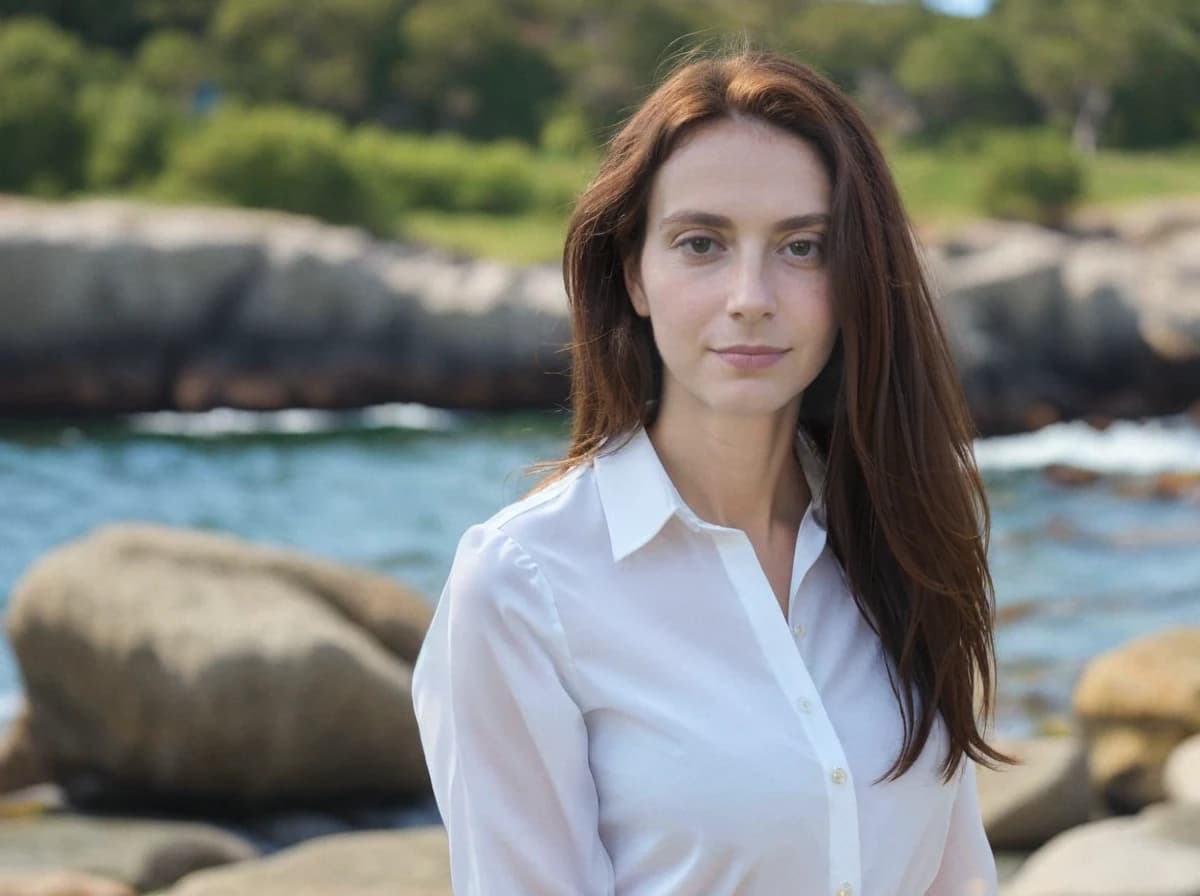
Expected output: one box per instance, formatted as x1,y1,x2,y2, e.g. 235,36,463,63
1,195,1198,434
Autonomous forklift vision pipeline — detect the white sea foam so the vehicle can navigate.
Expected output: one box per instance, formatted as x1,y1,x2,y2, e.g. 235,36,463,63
974,415,1200,474
124,402,463,437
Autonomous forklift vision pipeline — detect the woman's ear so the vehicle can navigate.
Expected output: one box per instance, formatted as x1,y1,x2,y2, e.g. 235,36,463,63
623,254,650,318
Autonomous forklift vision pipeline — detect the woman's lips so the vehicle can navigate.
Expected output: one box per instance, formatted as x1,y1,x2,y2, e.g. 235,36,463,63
713,349,788,369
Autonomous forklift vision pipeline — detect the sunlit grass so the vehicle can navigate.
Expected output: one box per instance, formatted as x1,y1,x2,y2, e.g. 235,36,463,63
398,210,569,264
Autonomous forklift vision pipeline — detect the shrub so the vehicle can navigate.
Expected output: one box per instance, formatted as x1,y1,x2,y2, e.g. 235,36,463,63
978,129,1085,225
347,130,545,218
160,104,378,229
79,80,181,189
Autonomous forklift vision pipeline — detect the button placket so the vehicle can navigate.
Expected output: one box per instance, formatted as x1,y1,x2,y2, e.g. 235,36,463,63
711,529,861,896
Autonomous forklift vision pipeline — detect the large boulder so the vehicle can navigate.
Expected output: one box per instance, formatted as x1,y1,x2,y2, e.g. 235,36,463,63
1073,626,1200,812
5,522,433,810
166,827,450,896
0,814,257,892
1003,803,1200,896
0,704,49,795
1165,733,1200,805
976,736,1094,850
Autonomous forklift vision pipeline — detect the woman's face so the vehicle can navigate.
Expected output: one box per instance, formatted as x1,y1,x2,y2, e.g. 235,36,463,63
624,115,838,422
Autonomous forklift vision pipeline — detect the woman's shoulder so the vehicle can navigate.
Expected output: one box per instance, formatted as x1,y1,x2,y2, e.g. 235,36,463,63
462,459,604,571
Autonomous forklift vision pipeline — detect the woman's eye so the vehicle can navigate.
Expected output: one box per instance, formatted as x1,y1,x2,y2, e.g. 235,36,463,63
678,236,716,255
786,239,822,259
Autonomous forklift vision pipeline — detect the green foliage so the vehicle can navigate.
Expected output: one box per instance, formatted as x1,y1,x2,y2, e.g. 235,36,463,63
0,17,90,194
1101,1,1200,148
160,104,377,228
133,29,215,99
396,0,563,141
347,128,589,222
784,1,933,91
210,0,405,120
977,129,1085,226
0,0,145,51
539,105,595,158
79,80,181,189
897,17,1035,136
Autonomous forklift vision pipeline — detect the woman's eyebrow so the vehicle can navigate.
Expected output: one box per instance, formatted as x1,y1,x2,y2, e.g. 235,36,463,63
657,210,831,231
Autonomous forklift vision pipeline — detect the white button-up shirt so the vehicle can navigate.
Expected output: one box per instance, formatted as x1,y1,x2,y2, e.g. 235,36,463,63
412,424,999,896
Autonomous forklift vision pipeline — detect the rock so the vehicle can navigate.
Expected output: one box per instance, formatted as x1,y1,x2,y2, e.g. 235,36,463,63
0,814,257,891
1003,802,1200,896
1075,196,1200,244
1043,465,1102,488
166,826,450,895
0,196,570,417
1166,733,1200,804
976,736,1094,850
1073,627,1200,812
0,784,68,820
0,870,135,896
0,704,49,796
1148,471,1200,501
6,522,433,810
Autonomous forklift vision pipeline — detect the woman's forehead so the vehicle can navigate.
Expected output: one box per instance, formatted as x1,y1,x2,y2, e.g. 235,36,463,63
648,121,831,224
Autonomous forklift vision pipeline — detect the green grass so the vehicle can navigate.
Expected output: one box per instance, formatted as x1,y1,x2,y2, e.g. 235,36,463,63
397,144,1200,264
398,210,571,264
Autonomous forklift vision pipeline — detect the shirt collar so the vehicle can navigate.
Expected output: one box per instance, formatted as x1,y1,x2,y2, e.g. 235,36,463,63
593,423,829,563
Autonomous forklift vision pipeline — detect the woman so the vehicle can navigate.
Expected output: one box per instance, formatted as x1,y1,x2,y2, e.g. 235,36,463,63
412,43,1016,896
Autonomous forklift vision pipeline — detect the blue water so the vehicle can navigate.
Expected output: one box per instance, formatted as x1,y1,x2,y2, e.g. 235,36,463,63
1,407,1198,739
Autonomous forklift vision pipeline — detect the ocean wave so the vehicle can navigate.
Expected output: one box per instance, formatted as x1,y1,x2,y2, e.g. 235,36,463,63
975,415,1200,474
123,402,463,438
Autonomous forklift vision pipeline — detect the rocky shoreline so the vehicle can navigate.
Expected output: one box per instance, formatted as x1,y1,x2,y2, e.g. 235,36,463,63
0,516,1197,894
1,195,1198,435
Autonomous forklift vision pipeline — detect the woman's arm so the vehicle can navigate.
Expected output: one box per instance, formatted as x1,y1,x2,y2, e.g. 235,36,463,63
926,759,999,896
412,523,616,896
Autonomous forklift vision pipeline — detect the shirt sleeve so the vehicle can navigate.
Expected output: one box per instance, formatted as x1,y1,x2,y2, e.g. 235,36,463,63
411,523,616,896
926,758,999,896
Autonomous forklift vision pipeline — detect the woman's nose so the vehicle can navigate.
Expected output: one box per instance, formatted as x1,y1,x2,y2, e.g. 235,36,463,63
726,257,776,319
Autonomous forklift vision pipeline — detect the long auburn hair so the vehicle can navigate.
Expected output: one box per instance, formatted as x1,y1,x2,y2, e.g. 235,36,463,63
524,42,1016,785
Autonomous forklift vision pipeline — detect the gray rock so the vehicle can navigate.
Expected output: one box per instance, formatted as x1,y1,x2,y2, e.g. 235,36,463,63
6,522,433,810
1073,627,1200,812
1004,803,1200,896
0,870,135,896
1166,734,1200,805
0,197,569,416
0,814,257,892
977,737,1094,850
166,826,450,895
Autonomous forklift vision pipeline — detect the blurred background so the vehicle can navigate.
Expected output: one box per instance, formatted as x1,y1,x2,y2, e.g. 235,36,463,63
0,0,1198,893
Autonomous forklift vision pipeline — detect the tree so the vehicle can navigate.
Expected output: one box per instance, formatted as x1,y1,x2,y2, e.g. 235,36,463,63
993,0,1187,154
210,0,406,121
897,16,1037,138
0,17,90,193
783,0,933,92
395,0,563,141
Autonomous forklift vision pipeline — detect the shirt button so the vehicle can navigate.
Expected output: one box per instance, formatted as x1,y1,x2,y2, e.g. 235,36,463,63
831,767,848,784
796,696,812,712
792,621,806,637
836,884,852,896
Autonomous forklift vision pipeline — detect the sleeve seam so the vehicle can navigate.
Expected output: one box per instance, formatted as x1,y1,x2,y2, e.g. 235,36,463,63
489,523,591,713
